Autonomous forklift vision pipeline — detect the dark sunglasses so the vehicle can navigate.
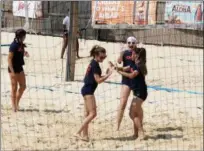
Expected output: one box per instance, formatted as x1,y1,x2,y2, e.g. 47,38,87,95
99,55,107,60
127,42,136,45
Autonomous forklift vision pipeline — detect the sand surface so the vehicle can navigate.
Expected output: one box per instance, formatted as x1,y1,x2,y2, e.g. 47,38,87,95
1,32,203,150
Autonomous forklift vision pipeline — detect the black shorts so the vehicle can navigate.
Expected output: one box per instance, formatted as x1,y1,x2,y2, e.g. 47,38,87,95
81,84,97,96
133,87,148,101
122,77,131,88
8,66,24,73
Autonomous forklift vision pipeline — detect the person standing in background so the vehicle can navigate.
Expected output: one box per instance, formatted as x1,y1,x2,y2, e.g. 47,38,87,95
61,9,70,59
194,4,203,22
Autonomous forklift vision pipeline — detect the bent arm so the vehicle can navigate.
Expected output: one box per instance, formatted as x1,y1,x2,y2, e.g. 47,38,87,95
94,73,111,84
115,66,130,72
8,52,14,73
118,70,138,79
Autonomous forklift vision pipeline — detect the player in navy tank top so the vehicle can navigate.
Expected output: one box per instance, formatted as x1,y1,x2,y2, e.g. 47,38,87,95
8,29,29,112
75,45,114,141
116,36,137,131
116,48,148,140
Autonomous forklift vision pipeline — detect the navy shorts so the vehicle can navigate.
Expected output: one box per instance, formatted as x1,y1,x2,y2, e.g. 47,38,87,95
133,87,148,101
122,77,131,88
8,66,23,73
81,84,97,96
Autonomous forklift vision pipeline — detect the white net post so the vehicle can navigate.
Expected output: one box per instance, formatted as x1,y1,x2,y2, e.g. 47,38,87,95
23,1,29,31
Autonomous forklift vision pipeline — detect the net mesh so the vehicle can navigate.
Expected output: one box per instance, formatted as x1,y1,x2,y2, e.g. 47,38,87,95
1,1,203,150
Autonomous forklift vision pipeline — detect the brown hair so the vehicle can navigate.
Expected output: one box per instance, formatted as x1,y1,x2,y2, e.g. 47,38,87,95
14,29,27,49
134,48,147,76
90,45,106,57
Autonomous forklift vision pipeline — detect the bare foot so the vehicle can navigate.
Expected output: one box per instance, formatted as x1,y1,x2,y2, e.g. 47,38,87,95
74,133,81,138
132,134,138,139
138,130,147,140
13,108,17,112
12,106,17,112
81,136,89,142
74,133,89,142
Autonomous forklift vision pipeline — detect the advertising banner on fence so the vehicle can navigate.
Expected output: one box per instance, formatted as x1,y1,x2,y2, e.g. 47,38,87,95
134,1,148,25
165,1,203,29
13,1,42,18
92,1,157,26
92,1,134,24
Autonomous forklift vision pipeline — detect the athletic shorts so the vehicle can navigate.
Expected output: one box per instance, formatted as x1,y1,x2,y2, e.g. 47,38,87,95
8,66,23,73
81,84,97,96
133,87,148,101
122,77,131,88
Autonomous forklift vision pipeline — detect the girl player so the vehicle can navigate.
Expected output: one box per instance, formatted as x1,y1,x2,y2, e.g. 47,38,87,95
8,29,29,112
75,45,114,141
116,48,148,139
117,36,137,130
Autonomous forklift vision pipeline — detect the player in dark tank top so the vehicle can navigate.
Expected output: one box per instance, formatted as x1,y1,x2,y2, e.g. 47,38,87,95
116,47,148,140
8,29,29,112
75,45,114,141
116,36,138,131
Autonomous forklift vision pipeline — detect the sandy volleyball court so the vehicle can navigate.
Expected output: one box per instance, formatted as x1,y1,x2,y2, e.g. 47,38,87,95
1,32,203,150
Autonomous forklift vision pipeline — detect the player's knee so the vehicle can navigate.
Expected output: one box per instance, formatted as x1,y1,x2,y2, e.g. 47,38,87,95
84,112,89,117
19,84,26,91
129,111,134,120
134,117,140,124
11,86,17,92
90,111,97,119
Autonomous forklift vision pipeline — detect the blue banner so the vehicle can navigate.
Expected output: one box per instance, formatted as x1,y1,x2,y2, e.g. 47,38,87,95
165,1,203,30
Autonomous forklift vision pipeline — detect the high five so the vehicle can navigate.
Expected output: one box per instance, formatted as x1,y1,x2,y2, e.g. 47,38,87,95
117,37,137,130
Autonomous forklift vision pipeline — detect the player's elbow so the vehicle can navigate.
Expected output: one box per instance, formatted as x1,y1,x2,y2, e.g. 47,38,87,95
117,59,122,64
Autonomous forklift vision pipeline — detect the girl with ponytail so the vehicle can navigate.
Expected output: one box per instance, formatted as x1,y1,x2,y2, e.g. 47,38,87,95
75,45,114,141
116,47,148,140
8,29,29,112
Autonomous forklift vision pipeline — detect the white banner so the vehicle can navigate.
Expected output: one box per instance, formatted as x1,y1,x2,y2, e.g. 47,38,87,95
13,1,42,18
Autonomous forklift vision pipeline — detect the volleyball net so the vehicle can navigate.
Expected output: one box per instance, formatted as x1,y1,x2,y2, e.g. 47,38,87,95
1,1,203,150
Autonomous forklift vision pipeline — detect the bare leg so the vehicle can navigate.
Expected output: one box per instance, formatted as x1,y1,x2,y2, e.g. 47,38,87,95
9,74,18,112
83,97,89,139
129,100,138,138
75,95,96,141
117,85,130,130
61,35,68,59
16,72,26,110
132,97,145,140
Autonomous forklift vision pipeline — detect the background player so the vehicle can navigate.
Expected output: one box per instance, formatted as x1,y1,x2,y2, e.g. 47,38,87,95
8,29,29,112
61,9,70,59
116,36,137,130
75,45,114,141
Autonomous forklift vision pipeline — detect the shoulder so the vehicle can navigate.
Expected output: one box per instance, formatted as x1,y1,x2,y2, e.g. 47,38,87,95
91,59,99,67
63,16,69,22
9,41,19,52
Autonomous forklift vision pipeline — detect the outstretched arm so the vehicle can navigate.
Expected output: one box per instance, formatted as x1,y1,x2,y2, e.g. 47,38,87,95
118,70,138,79
116,66,130,72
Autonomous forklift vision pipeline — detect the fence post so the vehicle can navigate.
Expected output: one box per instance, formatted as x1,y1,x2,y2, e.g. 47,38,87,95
65,1,78,81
